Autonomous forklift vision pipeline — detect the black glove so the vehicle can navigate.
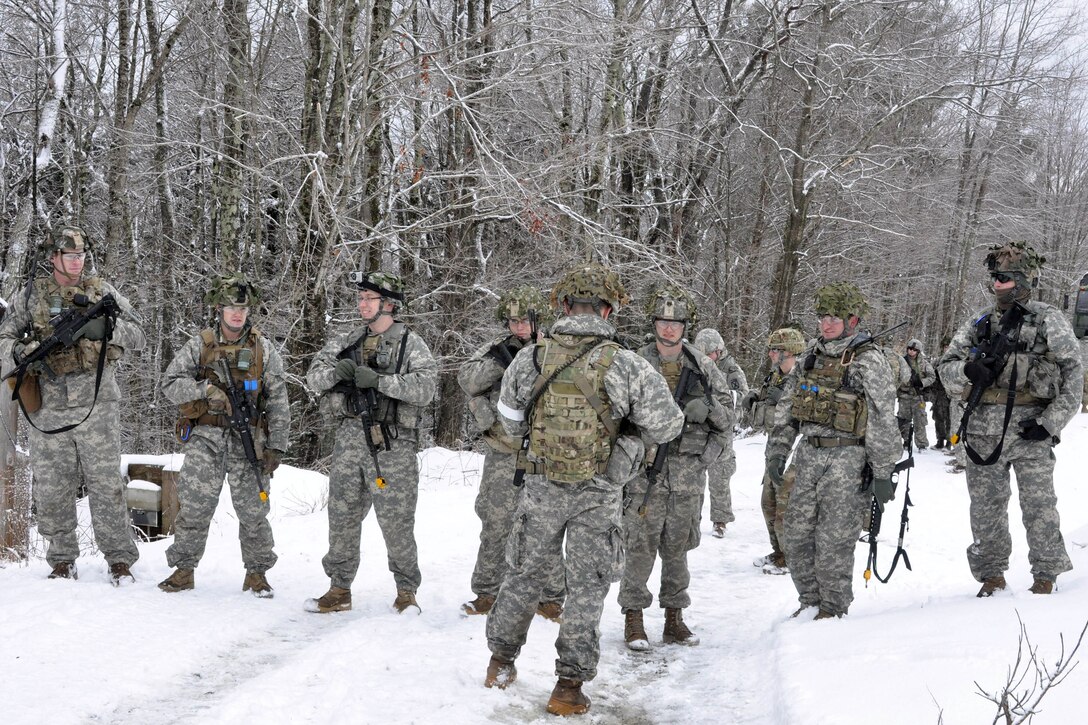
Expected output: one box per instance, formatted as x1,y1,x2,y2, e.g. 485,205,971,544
741,390,758,413
74,316,107,342
354,365,379,389
964,358,997,389
766,455,787,487
334,358,357,382
1017,419,1052,442
683,398,710,424
872,476,894,513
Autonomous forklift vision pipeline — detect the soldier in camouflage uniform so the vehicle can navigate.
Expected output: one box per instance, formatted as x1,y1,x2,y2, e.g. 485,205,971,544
304,271,437,614
692,328,747,538
765,283,899,619
930,336,953,449
897,339,936,450
938,241,1081,597
0,226,144,584
158,274,290,597
483,263,684,717
746,327,805,575
620,284,732,652
459,286,565,620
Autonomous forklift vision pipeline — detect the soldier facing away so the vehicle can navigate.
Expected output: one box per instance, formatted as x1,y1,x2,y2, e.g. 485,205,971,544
897,338,936,450
929,336,953,449
458,285,565,620
765,282,900,619
483,263,683,716
158,274,290,596
620,284,733,651
937,241,1081,597
692,327,747,538
0,226,145,584
304,271,437,614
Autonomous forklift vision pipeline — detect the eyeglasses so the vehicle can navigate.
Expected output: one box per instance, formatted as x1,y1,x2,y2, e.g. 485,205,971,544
507,317,530,326
61,252,86,262
991,272,1016,284
655,319,685,329
358,293,383,303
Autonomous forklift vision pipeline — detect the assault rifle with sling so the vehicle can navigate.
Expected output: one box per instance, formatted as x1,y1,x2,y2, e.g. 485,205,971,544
4,293,118,384
862,422,916,585
333,362,392,490
217,359,269,502
639,364,698,517
837,320,909,364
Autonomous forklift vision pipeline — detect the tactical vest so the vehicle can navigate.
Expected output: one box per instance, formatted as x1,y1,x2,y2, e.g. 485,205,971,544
792,350,868,436
964,309,1058,405
527,336,620,484
29,276,122,376
178,328,266,421
659,351,713,457
750,370,786,430
337,323,421,429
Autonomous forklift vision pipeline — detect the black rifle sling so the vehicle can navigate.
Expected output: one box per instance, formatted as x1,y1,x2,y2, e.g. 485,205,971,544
963,307,1025,467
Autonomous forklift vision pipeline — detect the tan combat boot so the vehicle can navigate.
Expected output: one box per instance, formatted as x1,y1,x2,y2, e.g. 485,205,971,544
1029,576,1054,594
243,571,274,599
462,594,495,616
662,608,699,646
976,575,1007,598
394,589,421,614
546,678,590,716
109,563,135,587
624,609,650,652
304,586,351,613
158,568,195,593
48,562,78,580
484,655,517,689
536,600,563,622
813,609,843,621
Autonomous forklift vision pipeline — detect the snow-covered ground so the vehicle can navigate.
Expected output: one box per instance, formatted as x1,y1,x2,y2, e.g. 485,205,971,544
3,410,1088,725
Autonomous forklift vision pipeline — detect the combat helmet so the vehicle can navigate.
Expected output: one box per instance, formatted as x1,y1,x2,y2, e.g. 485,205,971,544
204,272,260,307
43,225,90,255
645,282,698,326
551,262,630,312
351,270,407,310
814,282,869,320
694,328,725,356
495,285,554,326
906,338,923,353
767,327,805,355
985,240,1044,286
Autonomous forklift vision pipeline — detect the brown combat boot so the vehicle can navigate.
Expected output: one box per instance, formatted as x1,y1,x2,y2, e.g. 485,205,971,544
712,522,726,538
462,594,495,616
1029,576,1054,594
484,655,517,689
304,586,351,613
977,575,1007,598
546,678,590,716
536,600,563,622
48,562,78,580
394,589,421,614
158,568,195,593
662,608,699,646
624,609,650,652
242,571,274,598
109,563,135,587
813,609,843,621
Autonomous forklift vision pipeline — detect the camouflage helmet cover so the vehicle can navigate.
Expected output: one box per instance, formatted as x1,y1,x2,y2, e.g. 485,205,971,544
645,282,698,326
495,285,554,325
906,338,923,352
353,270,407,309
767,327,806,354
551,262,630,311
985,240,1045,281
44,225,90,255
693,328,724,355
204,272,260,307
814,282,869,320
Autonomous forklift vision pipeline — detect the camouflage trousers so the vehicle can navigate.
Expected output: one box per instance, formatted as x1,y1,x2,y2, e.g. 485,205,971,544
964,433,1072,582
471,449,564,603
487,476,623,682
323,419,421,592
618,473,702,611
705,450,736,524
949,400,967,467
897,396,930,449
783,441,868,616
931,394,951,442
761,465,798,557
29,399,138,567
166,426,276,573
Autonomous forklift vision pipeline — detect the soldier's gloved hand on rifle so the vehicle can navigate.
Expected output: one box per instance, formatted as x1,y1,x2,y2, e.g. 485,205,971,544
683,398,710,424
741,389,758,413
910,371,923,391
872,476,894,513
354,365,379,390
206,385,232,415
964,358,998,389
1017,418,1052,442
73,316,107,342
334,358,357,382
262,448,284,476
766,454,787,486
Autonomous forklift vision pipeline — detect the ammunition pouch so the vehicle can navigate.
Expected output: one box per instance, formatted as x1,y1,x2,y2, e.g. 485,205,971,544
749,399,774,430
963,385,1042,407
674,424,710,458
793,383,868,437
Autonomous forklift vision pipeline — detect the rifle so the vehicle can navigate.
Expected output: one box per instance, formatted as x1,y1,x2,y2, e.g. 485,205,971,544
839,320,909,364
862,422,915,586
333,370,392,490
217,359,269,502
639,364,698,517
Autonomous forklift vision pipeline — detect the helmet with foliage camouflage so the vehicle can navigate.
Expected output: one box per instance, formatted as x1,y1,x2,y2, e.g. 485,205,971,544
906,338,923,353
43,225,90,255
693,328,724,355
352,270,407,310
551,262,630,311
645,282,698,326
495,285,554,325
204,272,260,307
985,240,1044,283
814,282,869,320
767,327,805,354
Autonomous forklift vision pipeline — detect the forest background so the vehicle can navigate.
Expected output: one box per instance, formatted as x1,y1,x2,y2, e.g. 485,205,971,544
2,0,1087,469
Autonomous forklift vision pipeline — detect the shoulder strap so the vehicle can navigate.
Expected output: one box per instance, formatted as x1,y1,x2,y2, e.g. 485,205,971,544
569,342,620,439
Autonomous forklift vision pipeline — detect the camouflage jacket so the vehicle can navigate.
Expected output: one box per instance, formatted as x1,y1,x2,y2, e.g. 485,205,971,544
497,314,684,485
716,347,749,396
746,366,791,432
0,275,145,426
898,353,936,403
938,301,1083,438
458,331,526,453
308,321,437,430
162,326,292,451
767,333,900,479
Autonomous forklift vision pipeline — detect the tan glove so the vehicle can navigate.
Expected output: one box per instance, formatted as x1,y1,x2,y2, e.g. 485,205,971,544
206,385,232,415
